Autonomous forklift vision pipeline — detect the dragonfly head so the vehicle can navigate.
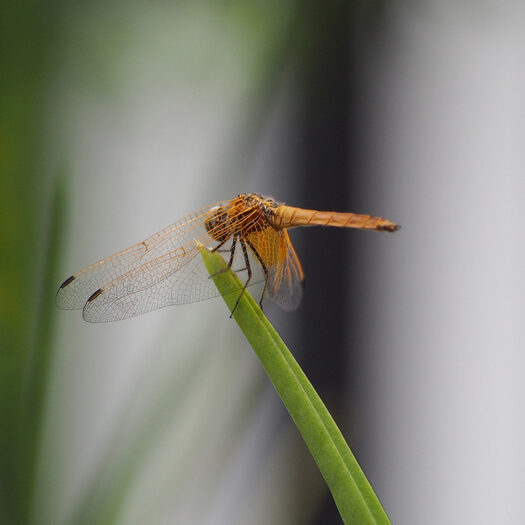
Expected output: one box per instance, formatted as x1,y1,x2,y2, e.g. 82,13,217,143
205,205,231,242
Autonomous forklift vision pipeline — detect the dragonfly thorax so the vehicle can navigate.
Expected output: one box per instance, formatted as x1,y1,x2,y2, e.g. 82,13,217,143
205,195,279,243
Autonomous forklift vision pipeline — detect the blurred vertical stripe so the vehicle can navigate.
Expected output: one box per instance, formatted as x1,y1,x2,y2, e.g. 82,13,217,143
0,2,60,524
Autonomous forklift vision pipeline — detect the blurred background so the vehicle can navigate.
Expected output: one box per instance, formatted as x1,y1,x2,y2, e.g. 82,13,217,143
2,1,525,524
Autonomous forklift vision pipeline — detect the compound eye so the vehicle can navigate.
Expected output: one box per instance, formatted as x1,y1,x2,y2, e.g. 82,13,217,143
206,206,220,228
205,206,228,240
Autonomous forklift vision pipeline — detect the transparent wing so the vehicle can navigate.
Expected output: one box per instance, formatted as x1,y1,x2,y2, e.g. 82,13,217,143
267,229,304,311
244,227,304,311
56,204,225,311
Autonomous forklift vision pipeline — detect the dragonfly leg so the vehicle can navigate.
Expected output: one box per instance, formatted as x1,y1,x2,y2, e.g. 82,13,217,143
246,240,269,310
230,238,252,317
211,237,230,254
209,236,237,278
226,236,237,269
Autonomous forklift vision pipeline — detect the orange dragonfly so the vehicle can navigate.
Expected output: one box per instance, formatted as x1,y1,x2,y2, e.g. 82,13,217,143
56,193,399,322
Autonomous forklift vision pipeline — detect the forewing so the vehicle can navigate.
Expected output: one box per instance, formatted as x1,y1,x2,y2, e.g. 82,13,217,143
268,230,304,311
56,203,226,311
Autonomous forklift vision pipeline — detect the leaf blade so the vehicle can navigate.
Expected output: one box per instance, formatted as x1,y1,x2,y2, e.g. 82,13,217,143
200,246,390,524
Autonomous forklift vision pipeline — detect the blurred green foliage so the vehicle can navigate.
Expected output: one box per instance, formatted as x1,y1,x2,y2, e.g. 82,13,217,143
0,2,62,524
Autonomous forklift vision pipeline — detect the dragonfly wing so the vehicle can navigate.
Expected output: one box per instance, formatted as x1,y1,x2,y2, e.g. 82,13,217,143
56,204,227,310
83,249,227,322
268,230,304,311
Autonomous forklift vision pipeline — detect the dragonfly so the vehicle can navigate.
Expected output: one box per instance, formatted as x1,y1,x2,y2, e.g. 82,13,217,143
56,193,399,322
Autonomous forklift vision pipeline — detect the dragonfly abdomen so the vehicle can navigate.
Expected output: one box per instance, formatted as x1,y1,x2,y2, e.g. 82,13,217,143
272,205,399,232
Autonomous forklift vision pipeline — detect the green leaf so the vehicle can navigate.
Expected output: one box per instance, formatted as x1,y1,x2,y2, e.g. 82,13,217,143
200,246,391,525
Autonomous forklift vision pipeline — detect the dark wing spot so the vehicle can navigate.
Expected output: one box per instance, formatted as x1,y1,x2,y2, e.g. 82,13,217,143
59,275,75,289
87,288,103,303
